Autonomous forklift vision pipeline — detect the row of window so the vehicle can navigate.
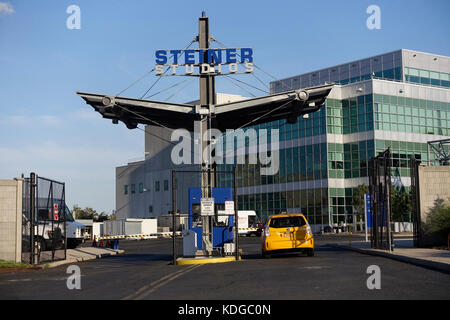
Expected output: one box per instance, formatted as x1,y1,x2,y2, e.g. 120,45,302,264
404,67,450,88
335,67,402,85
373,94,450,111
237,188,329,223
124,180,169,195
271,67,402,93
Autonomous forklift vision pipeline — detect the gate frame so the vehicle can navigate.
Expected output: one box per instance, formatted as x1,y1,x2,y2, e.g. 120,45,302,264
368,148,394,251
410,156,422,247
25,172,67,265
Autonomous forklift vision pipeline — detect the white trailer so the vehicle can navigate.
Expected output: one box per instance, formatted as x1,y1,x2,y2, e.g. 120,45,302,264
217,210,258,236
237,210,258,236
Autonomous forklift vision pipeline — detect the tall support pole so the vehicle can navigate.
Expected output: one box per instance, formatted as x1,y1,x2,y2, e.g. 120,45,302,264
386,148,393,252
172,170,177,264
233,167,239,260
198,14,216,256
30,172,36,265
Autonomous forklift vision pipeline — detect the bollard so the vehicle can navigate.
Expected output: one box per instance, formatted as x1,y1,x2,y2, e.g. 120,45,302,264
92,236,97,247
105,239,110,248
99,239,103,247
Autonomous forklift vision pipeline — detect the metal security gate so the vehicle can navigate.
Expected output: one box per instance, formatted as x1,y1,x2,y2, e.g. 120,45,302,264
410,157,422,247
368,149,394,251
22,173,67,264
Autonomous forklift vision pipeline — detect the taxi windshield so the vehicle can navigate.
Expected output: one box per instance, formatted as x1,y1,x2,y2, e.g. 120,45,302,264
269,216,306,228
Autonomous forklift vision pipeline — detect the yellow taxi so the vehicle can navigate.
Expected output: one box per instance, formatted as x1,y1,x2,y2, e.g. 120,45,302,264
262,213,314,258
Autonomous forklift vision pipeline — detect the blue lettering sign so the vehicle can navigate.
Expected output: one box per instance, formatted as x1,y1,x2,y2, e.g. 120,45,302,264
225,48,237,63
169,50,182,64
155,50,167,65
184,50,196,65
240,48,253,63
155,48,253,66
207,49,222,64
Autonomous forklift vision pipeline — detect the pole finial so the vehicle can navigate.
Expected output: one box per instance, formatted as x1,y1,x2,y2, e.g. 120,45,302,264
202,11,206,17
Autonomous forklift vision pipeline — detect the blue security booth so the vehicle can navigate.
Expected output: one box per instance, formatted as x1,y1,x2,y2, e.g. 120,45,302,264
188,187,234,250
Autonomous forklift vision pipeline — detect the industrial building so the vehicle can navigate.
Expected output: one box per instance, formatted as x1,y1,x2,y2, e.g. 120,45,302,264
116,49,450,230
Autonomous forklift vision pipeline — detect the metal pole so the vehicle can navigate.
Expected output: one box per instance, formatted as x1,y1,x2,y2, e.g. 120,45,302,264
172,170,177,265
364,194,369,242
386,148,393,252
63,183,67,261
198,14,216,256
51,182,54,261
233,167,239,260
30,172,36,265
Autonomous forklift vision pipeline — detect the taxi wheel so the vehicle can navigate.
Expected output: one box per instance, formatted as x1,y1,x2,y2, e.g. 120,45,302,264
306,248,314,257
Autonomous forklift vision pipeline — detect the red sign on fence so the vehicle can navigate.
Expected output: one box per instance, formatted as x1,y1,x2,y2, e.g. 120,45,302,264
53,203,59,221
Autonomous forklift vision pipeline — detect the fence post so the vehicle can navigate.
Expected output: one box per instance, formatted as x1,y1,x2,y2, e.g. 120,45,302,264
30,173,36,265
234,168,239,261
172,170,177,265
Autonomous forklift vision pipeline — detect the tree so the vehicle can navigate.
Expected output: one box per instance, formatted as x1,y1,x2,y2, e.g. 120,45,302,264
72,206,112,222
96,212,110,222
352,184,369,218
391,187,412,222
423,198,450,246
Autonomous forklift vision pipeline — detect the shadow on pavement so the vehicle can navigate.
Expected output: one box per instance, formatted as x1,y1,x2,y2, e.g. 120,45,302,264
101,253,173,264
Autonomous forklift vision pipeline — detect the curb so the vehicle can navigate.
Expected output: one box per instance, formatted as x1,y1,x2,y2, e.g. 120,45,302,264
176,256,240,265
36,249,125,269
329,243,450,274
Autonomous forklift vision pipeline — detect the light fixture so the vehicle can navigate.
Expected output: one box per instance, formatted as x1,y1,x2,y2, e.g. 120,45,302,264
102,96,115,106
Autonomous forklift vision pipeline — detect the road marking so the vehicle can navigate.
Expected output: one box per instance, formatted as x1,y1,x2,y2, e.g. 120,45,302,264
299,266,331,270
7,279,33,282
122,264,202,300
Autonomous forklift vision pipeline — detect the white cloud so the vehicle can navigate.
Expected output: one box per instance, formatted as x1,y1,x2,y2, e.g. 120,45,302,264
0,2,14,15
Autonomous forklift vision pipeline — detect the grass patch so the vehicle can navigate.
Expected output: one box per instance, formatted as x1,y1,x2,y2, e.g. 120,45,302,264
0,259,32,268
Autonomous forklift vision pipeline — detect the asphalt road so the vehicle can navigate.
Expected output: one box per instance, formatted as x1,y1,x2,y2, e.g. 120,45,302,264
0,235,449,300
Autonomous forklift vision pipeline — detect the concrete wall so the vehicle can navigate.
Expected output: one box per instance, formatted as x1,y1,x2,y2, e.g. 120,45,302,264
418,165,450,222
0,179,23,263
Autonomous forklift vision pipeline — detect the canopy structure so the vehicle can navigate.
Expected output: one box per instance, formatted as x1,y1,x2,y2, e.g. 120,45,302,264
77,83,333,132
77,13,334,258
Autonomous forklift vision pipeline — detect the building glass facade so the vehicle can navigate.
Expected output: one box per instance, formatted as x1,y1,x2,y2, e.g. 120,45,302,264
218,49,450,229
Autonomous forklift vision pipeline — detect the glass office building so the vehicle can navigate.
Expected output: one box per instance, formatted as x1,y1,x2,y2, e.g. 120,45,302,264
217,49,450,228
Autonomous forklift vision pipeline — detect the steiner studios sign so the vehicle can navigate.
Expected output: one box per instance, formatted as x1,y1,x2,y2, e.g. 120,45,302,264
155,48,254,76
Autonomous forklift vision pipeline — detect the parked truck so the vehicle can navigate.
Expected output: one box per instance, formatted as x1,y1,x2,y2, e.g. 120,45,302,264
22,201,85,251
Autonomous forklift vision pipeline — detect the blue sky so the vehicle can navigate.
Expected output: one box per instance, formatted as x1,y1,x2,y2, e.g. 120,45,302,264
0,0,449,213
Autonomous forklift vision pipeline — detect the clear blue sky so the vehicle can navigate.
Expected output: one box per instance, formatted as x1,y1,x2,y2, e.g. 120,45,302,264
1,0,449,213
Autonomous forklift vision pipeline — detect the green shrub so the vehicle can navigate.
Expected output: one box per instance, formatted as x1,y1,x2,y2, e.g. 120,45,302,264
423,198,450,246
